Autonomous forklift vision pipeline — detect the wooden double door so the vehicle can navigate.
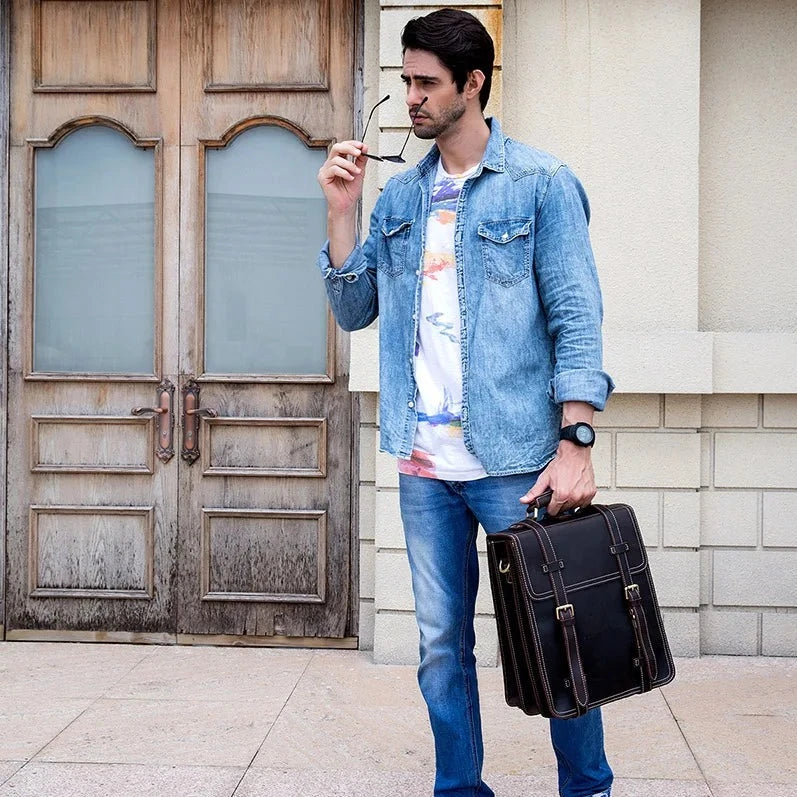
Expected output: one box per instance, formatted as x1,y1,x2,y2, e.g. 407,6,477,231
4,0,358,643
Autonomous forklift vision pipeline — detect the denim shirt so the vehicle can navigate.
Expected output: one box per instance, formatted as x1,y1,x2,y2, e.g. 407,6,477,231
317,117,614,476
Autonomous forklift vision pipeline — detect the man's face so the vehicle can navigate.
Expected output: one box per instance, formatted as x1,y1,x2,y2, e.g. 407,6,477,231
401,48,466,140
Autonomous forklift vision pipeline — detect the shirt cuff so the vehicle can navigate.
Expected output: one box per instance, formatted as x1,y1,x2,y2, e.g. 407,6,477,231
548,368,616,411
317,240,367,282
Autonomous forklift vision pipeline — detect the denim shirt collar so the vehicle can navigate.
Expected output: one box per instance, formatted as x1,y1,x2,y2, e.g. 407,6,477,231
415,117,505,178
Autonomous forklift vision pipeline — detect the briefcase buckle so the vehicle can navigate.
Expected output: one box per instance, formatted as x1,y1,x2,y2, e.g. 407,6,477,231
555,603,574,620
624,583,640,600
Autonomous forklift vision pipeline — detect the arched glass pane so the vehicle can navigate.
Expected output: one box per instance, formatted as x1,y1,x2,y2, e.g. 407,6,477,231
34,125,155,373
205,125,328,375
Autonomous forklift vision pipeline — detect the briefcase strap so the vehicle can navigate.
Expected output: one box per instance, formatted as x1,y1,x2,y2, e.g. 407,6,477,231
526,520,590,716
594,505,658,688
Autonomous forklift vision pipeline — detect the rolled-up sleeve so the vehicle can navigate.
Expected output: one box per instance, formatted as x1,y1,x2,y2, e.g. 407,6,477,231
534,165,615,410
316,191,386,332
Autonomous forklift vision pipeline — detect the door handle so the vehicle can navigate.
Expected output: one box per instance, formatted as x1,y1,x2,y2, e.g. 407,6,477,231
131,379,175,463
181,379,217,464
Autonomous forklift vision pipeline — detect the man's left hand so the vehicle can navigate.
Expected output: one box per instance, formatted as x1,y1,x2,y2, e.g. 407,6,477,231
520,442,597,516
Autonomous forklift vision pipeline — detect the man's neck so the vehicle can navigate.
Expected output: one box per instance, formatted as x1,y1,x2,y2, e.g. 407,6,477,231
436,112,491,175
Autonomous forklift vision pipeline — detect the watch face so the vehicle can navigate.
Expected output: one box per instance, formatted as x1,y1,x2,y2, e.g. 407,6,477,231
575,425,594,444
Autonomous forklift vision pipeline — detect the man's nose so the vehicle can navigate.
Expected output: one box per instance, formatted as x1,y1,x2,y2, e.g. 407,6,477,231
406,85,423,108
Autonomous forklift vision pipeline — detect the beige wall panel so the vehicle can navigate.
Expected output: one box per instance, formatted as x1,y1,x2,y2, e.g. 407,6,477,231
701,491,758,548
616,432,701,488
713,550,797,607
36,0,154,90
602,332,712,394
763,395,797,428
379,6,502,68
594,394,660,428
714,432,797,489
713,334,797,394
700,610,759,655
699,0,797,333
701,395,759,428
762,493,797,548
503,0,701,334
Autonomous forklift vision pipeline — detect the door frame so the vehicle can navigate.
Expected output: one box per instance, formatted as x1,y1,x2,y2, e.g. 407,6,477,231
1,0,11,639
0,0,366,646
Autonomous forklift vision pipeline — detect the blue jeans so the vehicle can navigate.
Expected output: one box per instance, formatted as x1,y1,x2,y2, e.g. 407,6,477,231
399,472,613,797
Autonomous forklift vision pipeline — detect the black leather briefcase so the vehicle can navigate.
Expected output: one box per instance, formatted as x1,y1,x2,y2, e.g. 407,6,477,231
486,492,675,719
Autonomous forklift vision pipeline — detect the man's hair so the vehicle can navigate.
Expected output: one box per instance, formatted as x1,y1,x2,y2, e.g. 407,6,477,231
401,9,495,111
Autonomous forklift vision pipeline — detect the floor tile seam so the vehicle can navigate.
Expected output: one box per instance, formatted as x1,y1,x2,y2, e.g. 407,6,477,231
17,759,248,771
15,684,117,771
230,650,317,797
0,762,25,788
66,696,290,704
661,688,716,797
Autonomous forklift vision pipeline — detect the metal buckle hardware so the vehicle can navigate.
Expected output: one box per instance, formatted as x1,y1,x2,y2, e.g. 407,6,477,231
498,560,510,574
624,583,640,599
555,603,574,620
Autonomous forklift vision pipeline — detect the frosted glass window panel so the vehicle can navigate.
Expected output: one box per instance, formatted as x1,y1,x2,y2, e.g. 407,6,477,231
205,126,328,375
34,125,155,374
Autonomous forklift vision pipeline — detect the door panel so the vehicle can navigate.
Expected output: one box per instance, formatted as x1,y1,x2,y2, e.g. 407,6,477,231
6,0,180,634
176,0,355,641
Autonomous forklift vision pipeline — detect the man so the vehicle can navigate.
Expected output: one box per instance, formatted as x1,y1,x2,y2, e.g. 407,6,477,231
316,9,614,797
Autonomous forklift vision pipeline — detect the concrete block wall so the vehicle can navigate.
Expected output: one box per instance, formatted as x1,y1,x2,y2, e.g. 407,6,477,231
357,394,797,661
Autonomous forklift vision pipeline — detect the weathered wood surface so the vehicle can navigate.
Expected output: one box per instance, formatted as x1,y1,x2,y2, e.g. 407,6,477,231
6,0,359,642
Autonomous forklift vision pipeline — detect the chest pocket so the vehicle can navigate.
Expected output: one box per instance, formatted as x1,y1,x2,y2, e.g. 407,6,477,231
378,216,413,277
477,218,533,286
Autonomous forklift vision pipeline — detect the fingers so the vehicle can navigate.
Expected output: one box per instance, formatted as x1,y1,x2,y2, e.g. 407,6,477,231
318,142,369,189
326,156,362,181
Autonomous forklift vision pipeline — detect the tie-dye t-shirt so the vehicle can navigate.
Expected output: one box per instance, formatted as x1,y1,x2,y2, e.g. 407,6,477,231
398,161,488,481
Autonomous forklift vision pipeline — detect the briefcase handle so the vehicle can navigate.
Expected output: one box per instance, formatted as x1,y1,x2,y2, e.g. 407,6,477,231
525,489,590,520
527,490,554,511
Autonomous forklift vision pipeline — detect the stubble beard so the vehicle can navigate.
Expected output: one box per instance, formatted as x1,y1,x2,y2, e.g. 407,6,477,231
412,94,467,140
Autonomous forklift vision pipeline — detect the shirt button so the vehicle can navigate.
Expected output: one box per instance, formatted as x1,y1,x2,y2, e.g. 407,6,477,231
408,401,414,409
502,232,509,241
415,269,421,276
343,273,357,282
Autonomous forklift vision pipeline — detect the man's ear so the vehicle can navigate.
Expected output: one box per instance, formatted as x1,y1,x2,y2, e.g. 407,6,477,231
465,69,486,102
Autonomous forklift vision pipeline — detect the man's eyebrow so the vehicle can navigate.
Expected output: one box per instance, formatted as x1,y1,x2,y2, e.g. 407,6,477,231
400,73,440,82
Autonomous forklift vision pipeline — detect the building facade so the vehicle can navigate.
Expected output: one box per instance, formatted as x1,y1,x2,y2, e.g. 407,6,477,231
0,1,795,658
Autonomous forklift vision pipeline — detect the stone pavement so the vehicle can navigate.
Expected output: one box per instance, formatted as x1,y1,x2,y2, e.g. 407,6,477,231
0,642,794,797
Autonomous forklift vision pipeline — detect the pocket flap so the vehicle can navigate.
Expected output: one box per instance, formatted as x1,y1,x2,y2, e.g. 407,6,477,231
382,217,413,237
509,504,649,601
477,218,533,244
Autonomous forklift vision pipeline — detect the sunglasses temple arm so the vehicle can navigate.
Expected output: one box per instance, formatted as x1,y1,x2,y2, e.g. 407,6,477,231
361,94,390,146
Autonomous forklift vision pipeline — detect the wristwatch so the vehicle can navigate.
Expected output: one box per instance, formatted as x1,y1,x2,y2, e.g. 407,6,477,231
559,422,596,447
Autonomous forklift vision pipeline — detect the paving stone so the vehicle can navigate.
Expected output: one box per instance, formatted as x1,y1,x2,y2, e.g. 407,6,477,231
0,763,243,797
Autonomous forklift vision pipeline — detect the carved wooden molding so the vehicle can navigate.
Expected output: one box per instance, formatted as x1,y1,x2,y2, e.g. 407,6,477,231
203,0,330,93
30,415,155,474
28,505,155,600
195,117,336,382
25,117,163,381
200,416,327,477
32,0,157,93
200,508,327,604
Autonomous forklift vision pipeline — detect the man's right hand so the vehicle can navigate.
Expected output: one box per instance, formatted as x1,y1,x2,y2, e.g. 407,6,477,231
317,140,369,216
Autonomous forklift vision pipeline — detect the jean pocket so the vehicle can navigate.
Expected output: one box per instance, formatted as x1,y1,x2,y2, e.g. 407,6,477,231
378,216,413,277
477,218,533,286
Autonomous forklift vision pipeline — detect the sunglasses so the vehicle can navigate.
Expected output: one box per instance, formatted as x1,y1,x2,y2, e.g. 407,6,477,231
360,95,429,164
